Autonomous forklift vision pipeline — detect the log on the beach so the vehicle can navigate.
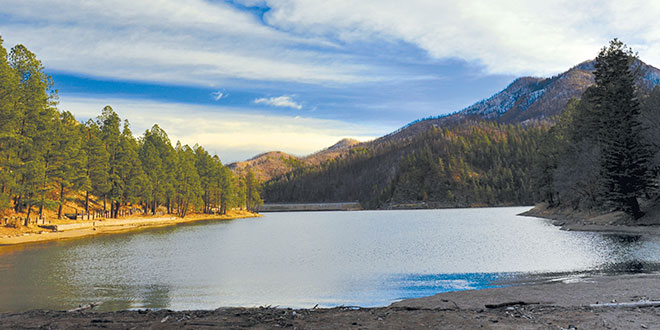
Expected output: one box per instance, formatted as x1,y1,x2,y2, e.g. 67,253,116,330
589,301,660,308
67,302,103,312
485,301,539,309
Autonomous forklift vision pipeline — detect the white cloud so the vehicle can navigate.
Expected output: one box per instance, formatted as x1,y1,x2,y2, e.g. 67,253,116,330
0,0,370,85
212,91,226,101
250,0,660,76
254,96,302,109
58,96,384,163
6,0,660,88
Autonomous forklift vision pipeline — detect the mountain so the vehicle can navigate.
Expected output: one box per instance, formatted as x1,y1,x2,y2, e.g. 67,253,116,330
228,138,361,182
305,138,361,165
228,151,301,182
382,59,660,143
261,58,660,207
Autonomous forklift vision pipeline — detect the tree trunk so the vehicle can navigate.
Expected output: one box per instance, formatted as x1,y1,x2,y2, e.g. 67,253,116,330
85,191,90,213
57,183,65,219
629,197,642,219
38,194,44,219
38,159,50,219
14,195,22,212
85,191,90,220
25,203,32,226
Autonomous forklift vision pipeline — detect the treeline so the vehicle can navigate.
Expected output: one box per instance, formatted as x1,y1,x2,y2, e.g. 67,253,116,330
535,40,659,219
263,121,547,208
0,37,261,224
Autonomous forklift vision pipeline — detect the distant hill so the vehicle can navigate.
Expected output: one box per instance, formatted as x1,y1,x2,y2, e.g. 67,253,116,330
228,138,361,182
260,58,660,207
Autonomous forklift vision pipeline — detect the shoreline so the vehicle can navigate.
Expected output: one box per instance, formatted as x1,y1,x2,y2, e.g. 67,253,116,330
0,211,261,246
520,203,660,235
2,272,660,328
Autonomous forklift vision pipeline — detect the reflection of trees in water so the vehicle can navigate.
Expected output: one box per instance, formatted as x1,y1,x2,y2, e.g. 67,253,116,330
140,284,172,309
602,234,642,244
599,234,660,273
94,284,172,311
601,260,648,274
594,234,660,274
599,234,642,264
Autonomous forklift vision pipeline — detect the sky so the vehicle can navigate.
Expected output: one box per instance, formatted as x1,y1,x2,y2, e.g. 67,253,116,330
2,1,660,162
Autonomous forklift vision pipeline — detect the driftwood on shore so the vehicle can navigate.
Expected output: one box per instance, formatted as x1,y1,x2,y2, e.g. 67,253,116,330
484,301,540,309
67,302,103,312
589,301,660,308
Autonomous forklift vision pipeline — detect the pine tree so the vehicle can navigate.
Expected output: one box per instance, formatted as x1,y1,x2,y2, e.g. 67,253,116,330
174,142,202,217
116,120,146,216
83,120,110,216
245,169,262,212
218,166,236,214
0,37,19,213
8,44,57,223
592,39,651,218
98,106,123,217
52,111,88,219
139,124,176,214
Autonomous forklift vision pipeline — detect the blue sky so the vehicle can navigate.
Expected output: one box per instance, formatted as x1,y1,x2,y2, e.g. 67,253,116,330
2,0,659,162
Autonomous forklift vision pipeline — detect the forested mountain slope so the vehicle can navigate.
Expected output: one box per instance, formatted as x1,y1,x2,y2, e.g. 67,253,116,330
264,121,547,208
262,57,660,208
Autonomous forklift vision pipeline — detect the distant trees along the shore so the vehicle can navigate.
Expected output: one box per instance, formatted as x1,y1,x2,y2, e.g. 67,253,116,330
0,37,262,224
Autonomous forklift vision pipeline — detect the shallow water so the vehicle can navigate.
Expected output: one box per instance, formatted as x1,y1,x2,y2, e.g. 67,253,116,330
1,207,659,312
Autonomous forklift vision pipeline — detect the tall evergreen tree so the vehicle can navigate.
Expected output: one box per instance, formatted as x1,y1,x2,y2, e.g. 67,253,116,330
83,120,110,215
139,124,176,214
98,106,123,217
116,120,147,216
244,169,262,212
52,111,88,219
592,39,651,217
174,142,202,217
8,44,57,223
0,37,19,213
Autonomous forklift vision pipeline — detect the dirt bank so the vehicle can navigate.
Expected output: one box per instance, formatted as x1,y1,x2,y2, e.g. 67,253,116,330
2,273,660,329
520,203,660,235
0,210,260,246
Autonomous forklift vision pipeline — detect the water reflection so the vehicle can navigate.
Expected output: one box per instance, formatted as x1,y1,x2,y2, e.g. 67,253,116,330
1,207,660,312
603,234,643,244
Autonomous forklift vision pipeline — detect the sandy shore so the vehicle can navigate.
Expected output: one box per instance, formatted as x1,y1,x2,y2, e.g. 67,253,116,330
1,273,660,329
0,211,260,246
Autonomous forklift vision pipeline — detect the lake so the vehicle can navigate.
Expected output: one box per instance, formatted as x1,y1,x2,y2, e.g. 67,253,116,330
1,206,660,312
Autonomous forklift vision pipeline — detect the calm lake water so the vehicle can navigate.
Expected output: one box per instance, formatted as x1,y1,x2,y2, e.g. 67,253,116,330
1,206,660,312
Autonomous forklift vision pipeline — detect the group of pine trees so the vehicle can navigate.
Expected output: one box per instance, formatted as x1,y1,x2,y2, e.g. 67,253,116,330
536,39,658,219
0,37,262,224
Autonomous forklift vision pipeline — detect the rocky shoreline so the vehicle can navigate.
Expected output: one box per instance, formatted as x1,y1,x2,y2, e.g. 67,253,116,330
2,273,660,329
520,203,660,235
